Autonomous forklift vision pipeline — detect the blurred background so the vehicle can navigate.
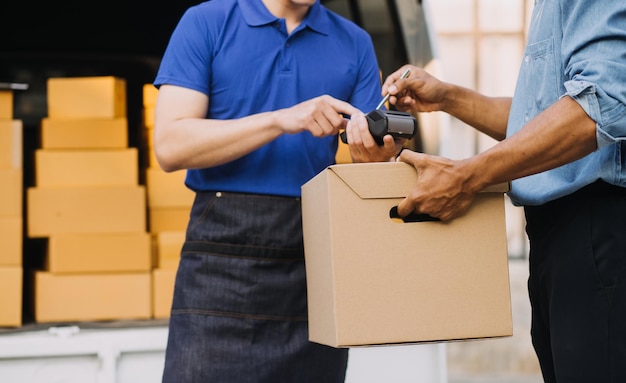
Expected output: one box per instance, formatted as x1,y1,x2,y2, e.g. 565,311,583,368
0,0,542,382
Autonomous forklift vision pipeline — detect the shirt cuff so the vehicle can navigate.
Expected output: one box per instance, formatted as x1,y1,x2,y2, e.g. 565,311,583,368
564,80,620,148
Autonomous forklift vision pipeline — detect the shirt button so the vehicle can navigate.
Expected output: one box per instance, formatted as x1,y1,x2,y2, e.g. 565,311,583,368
524,56,529,63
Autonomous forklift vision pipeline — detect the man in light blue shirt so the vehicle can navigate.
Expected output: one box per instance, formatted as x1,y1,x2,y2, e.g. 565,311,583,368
374,0,626,382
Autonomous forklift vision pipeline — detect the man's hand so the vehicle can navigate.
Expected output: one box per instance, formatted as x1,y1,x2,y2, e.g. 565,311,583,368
396,149,477,221
344,113,404,163
382,65,449,115
276,95,359,137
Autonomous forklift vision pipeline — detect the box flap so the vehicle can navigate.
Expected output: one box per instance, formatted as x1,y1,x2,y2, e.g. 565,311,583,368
329,162,508,199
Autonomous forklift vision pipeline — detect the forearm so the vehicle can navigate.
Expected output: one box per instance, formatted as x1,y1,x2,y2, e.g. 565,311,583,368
460,96,598,192
441,84,511,141
154,112,283,172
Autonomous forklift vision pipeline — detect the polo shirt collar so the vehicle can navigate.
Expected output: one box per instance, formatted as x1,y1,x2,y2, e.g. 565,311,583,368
238,0,329,35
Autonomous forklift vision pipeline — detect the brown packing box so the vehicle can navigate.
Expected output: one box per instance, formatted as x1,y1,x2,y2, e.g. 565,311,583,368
0,267,22,327
301,162,512,347
143,83,158,108
27,186,146,237
335,139,352,164
0,169,22,217
143,106,155,128
34,271,151,323
0,120,22,169
47,76,126,119
41,118,128,149
146,168,194,208
156,231,184,270
0,90,13,120
35,148,138,188
149,207,191,233
0,216,22,266
47,232,151,273
152,268,176,319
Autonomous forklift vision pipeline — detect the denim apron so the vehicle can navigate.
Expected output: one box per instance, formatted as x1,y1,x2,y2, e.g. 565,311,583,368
161,191,348,382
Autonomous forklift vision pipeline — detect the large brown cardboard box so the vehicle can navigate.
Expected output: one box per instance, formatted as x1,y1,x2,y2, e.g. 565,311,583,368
0,169,22,217
0,120,22,169
0,266,22,327
27,186,146,237
152,268,176,319
0,90,13,120
301,162,512,347
41,118,128,149
47,232,151,273
0,216,22,266
47,76,126,119
143,83,158,108
146,168,194,208
149,207,191,233
35,148,138,188
34,271,151,322
156,231,184,270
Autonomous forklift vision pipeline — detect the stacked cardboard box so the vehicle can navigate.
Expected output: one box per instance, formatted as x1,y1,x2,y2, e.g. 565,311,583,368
0,89,23,327
142,84,193,318
27,76,152,323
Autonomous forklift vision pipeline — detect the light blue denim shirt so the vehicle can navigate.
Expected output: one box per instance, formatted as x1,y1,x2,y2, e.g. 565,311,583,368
507,0,626,206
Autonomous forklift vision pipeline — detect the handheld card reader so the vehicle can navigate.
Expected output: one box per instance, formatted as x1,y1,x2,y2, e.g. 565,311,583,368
340,68,417,145
340,109,417,145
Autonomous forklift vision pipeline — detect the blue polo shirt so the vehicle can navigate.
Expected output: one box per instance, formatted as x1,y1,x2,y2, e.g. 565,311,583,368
154,0,382,197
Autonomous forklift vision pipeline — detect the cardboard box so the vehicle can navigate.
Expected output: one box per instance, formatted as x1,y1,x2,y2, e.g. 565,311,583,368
47,232,151,273
335,139,352,164
143,83,158,108
35,148,138,188
0,216,22,266
0,267,22,327
143,106,155,128
0,120,22,169
27,186,146,237
301,162,512,347
152,268,176,319
47,76,126,119
34,271,151,322
156,231,184,270
149,207,191,233
146,168,194,208
0,169,22,217
0,90,13,120
41,118,128,149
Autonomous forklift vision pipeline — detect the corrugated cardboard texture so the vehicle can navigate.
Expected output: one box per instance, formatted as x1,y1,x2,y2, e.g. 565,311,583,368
27,186,146,237
149,207,191,233
156,231,184,270
0,217,22,266
146,168,194,208
0,90,13,120
35,272,151,322
47,76,126,119
0,267,22,327
0,169,22,217
0,120,22,169
41,118,128,149
35,149,138,188
47,232,151,273
302,162,512,347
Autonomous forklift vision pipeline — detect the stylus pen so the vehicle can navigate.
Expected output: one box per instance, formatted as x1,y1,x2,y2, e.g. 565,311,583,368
375,68,411,110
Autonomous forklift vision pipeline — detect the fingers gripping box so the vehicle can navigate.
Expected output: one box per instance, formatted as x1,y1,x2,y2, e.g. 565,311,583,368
301,162,512,347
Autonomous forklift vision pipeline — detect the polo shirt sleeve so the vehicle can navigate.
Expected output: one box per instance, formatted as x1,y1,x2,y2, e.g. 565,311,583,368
154,6,214,96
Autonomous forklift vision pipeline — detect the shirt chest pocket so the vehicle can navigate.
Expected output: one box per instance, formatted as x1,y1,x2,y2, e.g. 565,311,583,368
521,37,560,114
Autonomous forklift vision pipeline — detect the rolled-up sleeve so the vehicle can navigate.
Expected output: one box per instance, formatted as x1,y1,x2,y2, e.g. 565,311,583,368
562,2,626,148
